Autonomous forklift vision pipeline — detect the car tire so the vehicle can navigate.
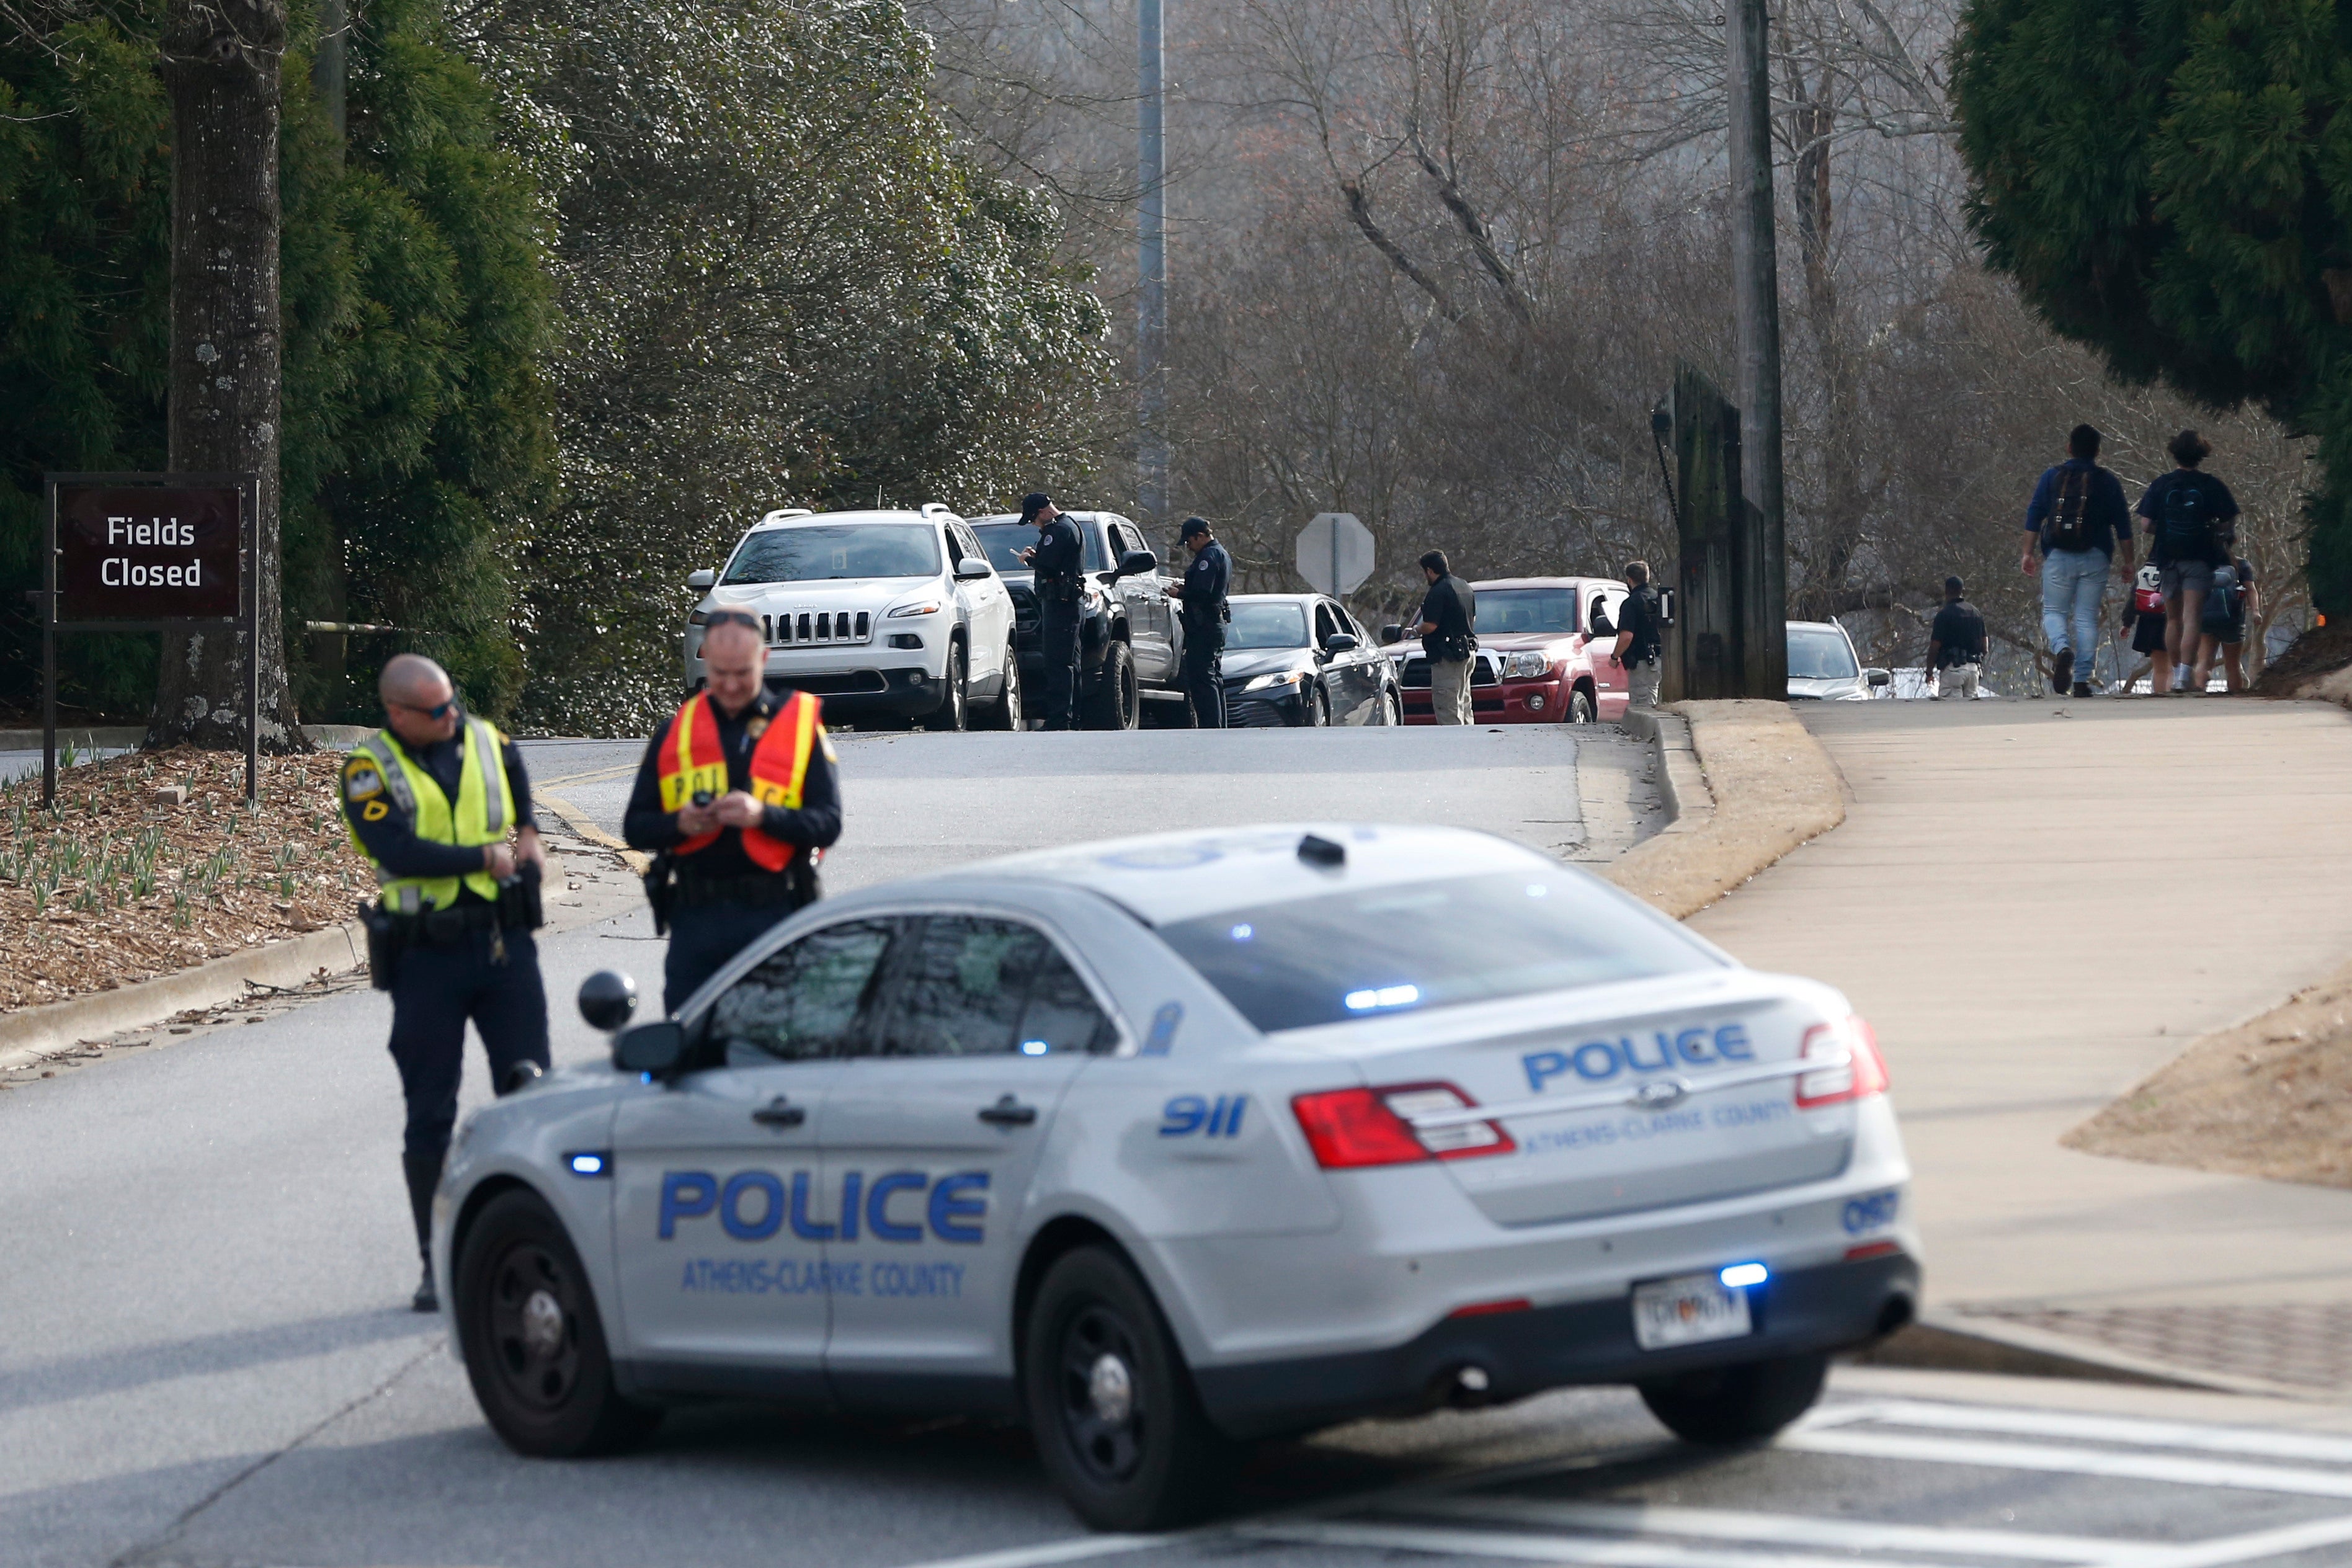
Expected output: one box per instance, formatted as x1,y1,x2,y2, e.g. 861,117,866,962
1022,1245,1234,1531
1568,685,1596,724
455,1187,659,1458
1303,685,1329,728
925,641,968,733
1637,1352,1827,1445
982,638,1023,731
1083,641,1139,730
1379,686,1401,726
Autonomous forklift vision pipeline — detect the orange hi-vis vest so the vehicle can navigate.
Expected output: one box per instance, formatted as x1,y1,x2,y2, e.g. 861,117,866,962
657,689,823,871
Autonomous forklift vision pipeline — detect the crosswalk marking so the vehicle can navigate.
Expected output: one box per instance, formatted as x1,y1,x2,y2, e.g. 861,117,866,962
1851,1397,2352,1467
2125,1512,2352,1568
1780,1426,2352,1500
1396,1496,2142,1563
1240,1518,1964,1568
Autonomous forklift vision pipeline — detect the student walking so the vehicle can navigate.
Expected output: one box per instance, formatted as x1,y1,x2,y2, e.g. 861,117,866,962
2200,555,2259,693
2021,424,2133,697
2125,561,2170,695
2135,429,2239,695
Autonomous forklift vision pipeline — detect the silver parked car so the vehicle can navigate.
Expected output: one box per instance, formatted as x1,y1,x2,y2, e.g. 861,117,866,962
1786,620,1892,701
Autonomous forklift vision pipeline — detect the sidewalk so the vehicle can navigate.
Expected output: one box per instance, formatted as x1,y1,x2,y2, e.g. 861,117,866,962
1690,698,2352,1388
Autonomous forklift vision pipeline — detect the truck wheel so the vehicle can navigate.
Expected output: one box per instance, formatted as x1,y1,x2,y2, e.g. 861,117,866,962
1569,685,1596,724
1022,1245,1234,1531
1637,1352,1827,1445
455,1187,659,1458
1083,641,1138,730
982,638,1023,731
924,642,968,733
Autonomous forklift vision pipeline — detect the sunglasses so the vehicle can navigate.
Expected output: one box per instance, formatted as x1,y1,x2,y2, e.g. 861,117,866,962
393,697,457,721
702,610,762,633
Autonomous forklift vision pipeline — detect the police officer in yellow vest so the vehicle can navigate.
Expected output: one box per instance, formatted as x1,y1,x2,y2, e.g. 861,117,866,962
624,612,842,1013
341,654,550,1313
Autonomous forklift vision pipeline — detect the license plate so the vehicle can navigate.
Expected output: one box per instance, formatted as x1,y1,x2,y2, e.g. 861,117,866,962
1631,1272,1754,1350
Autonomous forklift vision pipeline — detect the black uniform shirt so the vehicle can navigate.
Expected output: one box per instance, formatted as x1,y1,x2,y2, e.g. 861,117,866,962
1418,574,1475,660
1929,599,1987,666
342,722,538,900
1031,515,1084,599
1180,541,1231,634
623,690,844,883
1619,585,1663,664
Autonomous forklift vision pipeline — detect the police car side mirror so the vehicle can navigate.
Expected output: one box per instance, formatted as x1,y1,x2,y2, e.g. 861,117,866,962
954,557,992,581
615,1020,687,1076
1116,549,1156,578
577,969,638,1032
1866,667,1892,688
686,569,715,590
1379,624,1404,644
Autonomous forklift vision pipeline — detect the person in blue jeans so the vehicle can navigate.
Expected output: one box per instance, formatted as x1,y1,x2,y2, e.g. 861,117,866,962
2020,423,2134,696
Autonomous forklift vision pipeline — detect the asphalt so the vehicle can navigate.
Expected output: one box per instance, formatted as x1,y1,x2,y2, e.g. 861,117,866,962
1690,697,2352,1361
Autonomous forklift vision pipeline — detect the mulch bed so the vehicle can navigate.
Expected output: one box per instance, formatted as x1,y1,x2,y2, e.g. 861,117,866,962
0,747,373,1012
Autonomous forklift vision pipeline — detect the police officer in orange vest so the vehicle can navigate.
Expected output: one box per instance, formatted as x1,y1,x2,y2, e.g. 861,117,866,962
623,612,843,1012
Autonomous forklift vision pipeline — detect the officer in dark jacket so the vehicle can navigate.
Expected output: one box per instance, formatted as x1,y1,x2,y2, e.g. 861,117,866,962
1611,560,1665,709
1018,492,1085,729
1165,516,1231,728
342,653,550,1313
1927,576,1989,700
623,614,843,1012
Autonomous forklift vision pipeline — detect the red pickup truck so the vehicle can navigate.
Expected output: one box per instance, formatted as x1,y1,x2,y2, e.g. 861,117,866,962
1381,575,1632,724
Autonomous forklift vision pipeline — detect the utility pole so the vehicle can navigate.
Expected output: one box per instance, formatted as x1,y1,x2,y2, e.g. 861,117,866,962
1726,0,1788,696
1136,0,1169,530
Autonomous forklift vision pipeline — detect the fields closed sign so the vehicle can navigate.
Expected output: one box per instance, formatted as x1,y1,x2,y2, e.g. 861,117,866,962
55,482,242,621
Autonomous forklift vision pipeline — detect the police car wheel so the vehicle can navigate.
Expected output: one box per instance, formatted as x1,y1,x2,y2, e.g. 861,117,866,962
1636,1351,1827,1445
456,1188,659,1458
1023,1245,1232,1531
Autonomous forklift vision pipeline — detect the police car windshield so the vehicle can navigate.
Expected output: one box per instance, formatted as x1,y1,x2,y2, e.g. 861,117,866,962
1226,602,1309,649
1158,870,1717,1033
725,524,940,584
1787,627,1860,680
971,520,1108,574
1475,589,1577,635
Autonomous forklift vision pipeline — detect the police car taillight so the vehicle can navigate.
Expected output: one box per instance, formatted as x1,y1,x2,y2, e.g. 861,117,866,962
1291,1082,1515,1169
1795,1015,1889,1109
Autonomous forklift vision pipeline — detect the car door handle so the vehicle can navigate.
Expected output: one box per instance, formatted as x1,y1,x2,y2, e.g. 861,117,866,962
751,1096,807,1128
978,1094,1038,1127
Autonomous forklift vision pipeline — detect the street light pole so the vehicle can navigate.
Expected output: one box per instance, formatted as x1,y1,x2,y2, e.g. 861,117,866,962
1726,0,1788,695
1137,0,1169,529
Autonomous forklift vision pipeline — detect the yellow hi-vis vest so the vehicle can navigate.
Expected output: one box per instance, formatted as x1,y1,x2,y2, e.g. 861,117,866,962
345,717,514,914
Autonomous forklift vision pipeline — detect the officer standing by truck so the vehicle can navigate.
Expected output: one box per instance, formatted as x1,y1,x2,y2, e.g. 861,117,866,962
342,653,550,1314
1165,515,1231,727
1018,492,1085,730
624,612,842,1013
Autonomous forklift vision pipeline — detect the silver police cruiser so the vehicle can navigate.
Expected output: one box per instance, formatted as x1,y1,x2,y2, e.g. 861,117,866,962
435,824,1917,1530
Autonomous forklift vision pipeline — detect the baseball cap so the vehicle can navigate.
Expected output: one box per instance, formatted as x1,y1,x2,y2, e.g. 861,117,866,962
1180,516,1210,539
1019,492,1053,520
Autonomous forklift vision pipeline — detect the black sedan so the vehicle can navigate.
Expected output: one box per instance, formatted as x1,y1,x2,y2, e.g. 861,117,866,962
1219,594,1402,726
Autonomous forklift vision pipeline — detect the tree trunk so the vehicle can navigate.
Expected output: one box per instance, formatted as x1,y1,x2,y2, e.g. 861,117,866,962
1790,79,1867,623
151,0,302,752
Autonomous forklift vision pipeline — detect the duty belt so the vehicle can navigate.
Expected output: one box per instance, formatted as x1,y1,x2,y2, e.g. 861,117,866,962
674,870,809,909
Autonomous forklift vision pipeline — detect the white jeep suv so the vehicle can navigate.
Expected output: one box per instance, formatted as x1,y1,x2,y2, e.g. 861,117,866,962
682,506,1019,731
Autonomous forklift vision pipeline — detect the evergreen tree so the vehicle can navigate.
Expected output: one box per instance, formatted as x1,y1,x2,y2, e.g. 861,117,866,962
1953,0,2352,613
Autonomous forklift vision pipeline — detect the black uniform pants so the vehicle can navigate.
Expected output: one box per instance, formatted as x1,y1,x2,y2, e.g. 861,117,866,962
1182,638,1225,728
387,927,550,1163
1037,600,1081,731
665,901,798,1015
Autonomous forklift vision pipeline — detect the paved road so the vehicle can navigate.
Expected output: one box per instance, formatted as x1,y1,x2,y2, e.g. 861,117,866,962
11,719,2352,1566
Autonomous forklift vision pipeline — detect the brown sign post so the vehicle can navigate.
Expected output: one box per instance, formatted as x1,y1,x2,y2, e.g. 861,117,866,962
42,473,260,805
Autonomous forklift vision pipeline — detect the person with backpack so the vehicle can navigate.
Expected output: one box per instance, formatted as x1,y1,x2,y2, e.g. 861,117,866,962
2134,429,2239,695
2124,560,2170,695
2199,554,2259,693
2021,424,2133,696
1925,576,1987,700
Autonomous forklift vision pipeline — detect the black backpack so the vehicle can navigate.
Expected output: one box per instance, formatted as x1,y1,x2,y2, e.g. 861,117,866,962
2203,563,2241,627
2042,466,2096,553
2158,478,2215,560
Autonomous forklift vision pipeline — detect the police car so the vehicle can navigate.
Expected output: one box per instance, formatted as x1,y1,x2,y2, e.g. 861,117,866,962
435,825,1918,1529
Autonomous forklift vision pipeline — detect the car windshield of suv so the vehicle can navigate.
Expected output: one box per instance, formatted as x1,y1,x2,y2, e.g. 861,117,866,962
1226,602,1309,650
1475,589,1577,635
1158,870,1719,1032
971,520,1108,574
1787,627,1860,680
724,524,940,584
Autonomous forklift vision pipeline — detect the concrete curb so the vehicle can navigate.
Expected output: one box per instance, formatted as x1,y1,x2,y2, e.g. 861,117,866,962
535,790,651,875
1603,699,1845,920
0,919,366,1071
1850,1311,2324,1401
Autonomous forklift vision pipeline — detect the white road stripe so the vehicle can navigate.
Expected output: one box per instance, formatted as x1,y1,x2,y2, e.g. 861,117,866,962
1781,1428,2352,1499
1856,1399,2352,1468
886,1533,1172,1568
2127,1512,2352,1568
1400,1496,2140,1562
1242,1518,1961,1568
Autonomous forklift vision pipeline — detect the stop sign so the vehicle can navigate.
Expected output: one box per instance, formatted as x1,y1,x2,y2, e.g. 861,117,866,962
1296,512,1374,595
